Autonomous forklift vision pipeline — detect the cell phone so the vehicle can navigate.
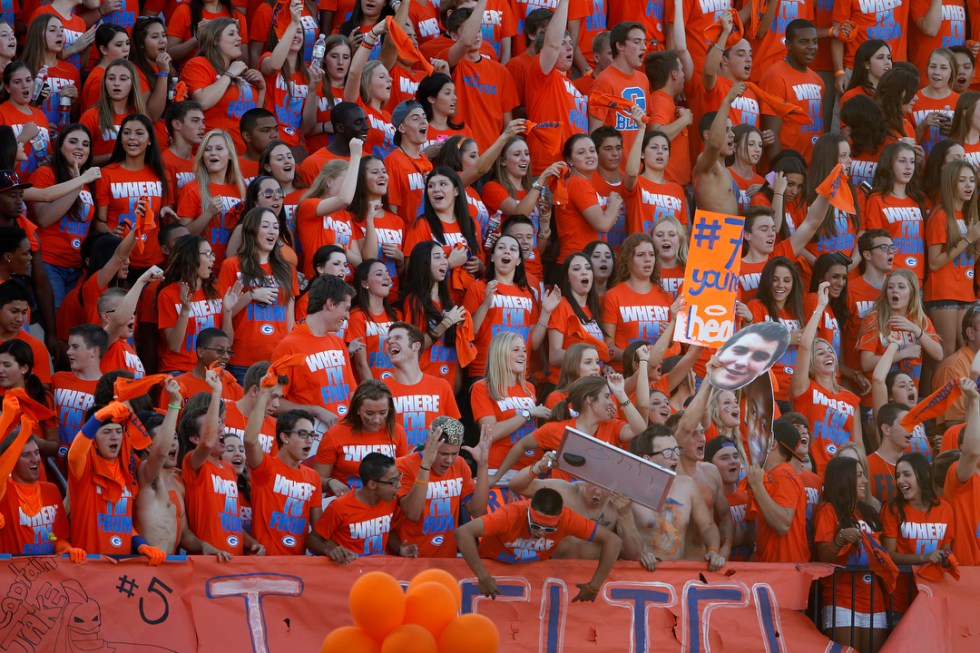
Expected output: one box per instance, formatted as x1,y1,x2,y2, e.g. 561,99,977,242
765,171,776,186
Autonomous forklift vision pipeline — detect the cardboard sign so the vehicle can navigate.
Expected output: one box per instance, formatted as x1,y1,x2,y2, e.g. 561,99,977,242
674,210,745,348
556,426,675,511
708,321,791,392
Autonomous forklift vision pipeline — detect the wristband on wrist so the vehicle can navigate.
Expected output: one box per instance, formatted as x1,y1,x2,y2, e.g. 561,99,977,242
419,465,431,471
167,402,181,411
835,69,846,77
156,71,169,78
413,477,428,486
707,546,720,554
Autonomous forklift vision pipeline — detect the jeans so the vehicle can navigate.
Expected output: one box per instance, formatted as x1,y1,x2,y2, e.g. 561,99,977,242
44,263,82,310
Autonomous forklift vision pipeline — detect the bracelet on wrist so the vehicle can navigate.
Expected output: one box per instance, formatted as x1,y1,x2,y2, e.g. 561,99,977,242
413,477,428,486
167,402,181,411
419,465,431,471
156,71,169,78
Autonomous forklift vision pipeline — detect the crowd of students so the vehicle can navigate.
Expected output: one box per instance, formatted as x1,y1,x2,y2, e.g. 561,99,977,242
2,0,980,649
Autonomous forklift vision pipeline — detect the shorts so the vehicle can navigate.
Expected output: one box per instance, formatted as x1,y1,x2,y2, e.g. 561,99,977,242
924,300,974,311
820,606,890,630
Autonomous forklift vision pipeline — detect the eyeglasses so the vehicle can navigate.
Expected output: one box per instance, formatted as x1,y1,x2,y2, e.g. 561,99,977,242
260,188,285,199
527,512,558,534
200,250,216,259
651,446,682,459
870,244,895,254
282,429,319,441
201,347,234,357
374,473,403,487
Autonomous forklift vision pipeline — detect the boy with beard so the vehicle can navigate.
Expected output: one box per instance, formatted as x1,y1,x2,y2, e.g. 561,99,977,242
243,384,322,555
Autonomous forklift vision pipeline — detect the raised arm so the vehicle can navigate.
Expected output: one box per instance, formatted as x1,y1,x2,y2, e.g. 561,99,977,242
624,106,648,192
537,0,569,75
261,0,303,76
694,82,743,176
243,384,274,470
790,282,830,399
398,427,443,522
956,378,980,484
344,21,386,102
787,182,831,255
447,0,489,68
107,266,163,344
188,370,222,472
701,12,733,91
140,379,182,487
668,0,693,81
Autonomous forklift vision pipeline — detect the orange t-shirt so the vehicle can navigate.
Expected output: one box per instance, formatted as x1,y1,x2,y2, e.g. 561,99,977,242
79,107,131,160
659,262,684,301
463,280,539,377
218,257,299,368
176,181,244,264
224,401,279,456
94,162,166,268
258,52,307,147
478,499,597,562
943,461,980,565
8,330,52,386
858,311,937,386
747,462,809,562
52,372,96,457
182,457,245,554
589,65,652,159
545,298,606,384
101,339,145,378
402,299,463,389
731,167,765,215
471,379,538,469
81,66,104,109
664,0,733,74
359,99,396,160
34,60,79,141
350,209,405,300
555,173,604,263
452,56,520,154
180,56,259,153
0,480,70,555
924,207,975,302
833,0,910,68
758,60,824,161
590,173,628,250
166,369,243,406
0,102,51,178
864,195,926,283
648,89,691,186
27,166,95,268
912,90,959,155
345,307,400,381
524,54,588,173
396,451,476,557
746,299,808,402
881,498,955,609
313,490,397,557
814,503,880,612
296,202,355,277
385,65,427,114
162,149,196,205
805,209,858,262
738,242,796,307
156,284,224,373
750,0,815,76
843,274,882,380
601,282,674,365
387,375,461,449
272,323,357,419
316,421,409,490
910,0,967,73
792,380,860,476
67,450,136,554
250,454,322,555
624,176,689,235
297,146,345,187
480,182,544,279
868,452,898,505
385,149,433,224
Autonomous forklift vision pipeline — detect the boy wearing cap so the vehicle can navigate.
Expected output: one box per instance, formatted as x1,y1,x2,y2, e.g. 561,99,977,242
385,100,433,223
396,416,491,557
456,487,622,602
705,436,753,561
745,420,810,562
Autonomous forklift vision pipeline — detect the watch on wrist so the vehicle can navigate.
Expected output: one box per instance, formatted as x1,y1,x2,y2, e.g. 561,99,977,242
532,181,544,191
521,409,532,421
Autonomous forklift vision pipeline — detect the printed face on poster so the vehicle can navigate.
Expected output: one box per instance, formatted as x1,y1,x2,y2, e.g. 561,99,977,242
708,321,790,392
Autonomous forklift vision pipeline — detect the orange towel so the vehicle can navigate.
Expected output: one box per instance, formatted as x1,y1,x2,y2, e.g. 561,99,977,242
703,9,744,49
114,374,171,402
748,0,767,40
917,553,960,582
564,315,611,361
901,381,962,430
95,402,152,451
587,92,654,125
548,166,569,207
523,120,564,156
863,531,900,595
815,164,856,214
455,311,477,368
386,17,435,75
133,197,156,254
172,81,189,103
745,82,811,125
263,353,305,387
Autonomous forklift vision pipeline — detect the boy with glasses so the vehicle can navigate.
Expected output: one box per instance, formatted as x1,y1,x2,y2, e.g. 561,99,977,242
243,384,322,555
456,486,622,602
309,453,412,563
163,327,244,408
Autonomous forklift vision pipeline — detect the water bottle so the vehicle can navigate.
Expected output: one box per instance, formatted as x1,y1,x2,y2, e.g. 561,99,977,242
32,67,48,105
483,210,502,250
31,131,48,166
312,34,326,65
58,94,71,130
167,75,177,101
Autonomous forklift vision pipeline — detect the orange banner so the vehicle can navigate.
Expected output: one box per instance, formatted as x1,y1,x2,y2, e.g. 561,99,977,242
674,210,745,348
0,555,860,652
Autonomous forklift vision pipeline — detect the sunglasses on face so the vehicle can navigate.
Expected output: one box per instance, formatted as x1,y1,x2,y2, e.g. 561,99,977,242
527,512,557,534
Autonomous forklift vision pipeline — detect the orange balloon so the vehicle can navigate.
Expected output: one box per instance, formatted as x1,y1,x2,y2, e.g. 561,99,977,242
408,569,462,611
381,624,437,653
348,572,406,638
322,626,380,653
404,582,457,638
439,614,499,653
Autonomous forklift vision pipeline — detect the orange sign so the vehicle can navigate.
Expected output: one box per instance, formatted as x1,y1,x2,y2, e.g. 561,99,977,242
674,210,745,348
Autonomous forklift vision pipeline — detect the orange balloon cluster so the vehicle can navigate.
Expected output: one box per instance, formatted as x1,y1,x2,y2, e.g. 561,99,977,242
322,569,499,653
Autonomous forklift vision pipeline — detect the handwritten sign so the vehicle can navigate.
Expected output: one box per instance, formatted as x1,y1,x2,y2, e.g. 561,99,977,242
556,427,675,511
674,210,745,347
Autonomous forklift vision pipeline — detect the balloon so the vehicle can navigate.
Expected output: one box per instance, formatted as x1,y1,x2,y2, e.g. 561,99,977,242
439,614,499,653
322,626,380,653
381,624,437,653
349,572,406,638
404,582,457,638
408,569,462,611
